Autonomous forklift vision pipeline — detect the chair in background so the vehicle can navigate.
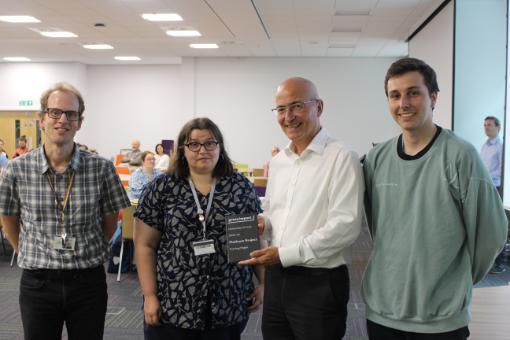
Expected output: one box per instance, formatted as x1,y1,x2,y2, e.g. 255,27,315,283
114,154,125,166
115,166,131,188
1,221,18,267
234,163,250,177
0,224,6,255
117,205,135,282
253,177,268,197
251,168,265,177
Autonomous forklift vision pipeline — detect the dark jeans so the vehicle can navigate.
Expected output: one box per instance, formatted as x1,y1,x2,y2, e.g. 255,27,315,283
19,266,108,340
262,264,349,340
144,322,242,340
367,320,470,340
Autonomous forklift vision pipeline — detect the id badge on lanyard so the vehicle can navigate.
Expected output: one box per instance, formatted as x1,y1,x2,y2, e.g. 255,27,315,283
47,171,77,251
189,177,217,256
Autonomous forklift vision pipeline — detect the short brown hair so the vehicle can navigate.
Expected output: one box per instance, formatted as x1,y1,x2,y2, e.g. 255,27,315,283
485,116,501,128
168,117,234,179
141,151,154,163
385,58,439,97
40,82,85,118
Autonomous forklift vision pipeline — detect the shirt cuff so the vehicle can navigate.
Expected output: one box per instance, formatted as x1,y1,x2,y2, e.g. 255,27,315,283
279,244,301,267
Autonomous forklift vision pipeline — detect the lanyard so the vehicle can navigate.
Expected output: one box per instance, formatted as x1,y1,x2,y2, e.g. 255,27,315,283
46,170,75,230
188,177,216,240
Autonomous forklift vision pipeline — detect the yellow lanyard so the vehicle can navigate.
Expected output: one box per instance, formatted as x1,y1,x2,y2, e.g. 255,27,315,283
46,171,75,226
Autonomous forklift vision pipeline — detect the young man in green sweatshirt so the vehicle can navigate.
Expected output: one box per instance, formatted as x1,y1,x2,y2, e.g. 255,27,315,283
362,57,507,340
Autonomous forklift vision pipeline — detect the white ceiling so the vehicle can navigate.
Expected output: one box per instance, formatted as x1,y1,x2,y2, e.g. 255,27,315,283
0,0,445,64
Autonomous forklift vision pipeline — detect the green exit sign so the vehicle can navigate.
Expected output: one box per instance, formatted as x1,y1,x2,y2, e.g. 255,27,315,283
18,99,33,106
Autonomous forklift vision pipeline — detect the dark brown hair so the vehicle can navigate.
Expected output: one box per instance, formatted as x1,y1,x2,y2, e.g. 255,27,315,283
384,57,439,97
485,116,501,128
168,117,234,179
155,143,164,154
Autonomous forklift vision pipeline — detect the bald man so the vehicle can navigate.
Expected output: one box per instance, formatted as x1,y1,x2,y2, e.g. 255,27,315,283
122,139,142,166
241,77,364,339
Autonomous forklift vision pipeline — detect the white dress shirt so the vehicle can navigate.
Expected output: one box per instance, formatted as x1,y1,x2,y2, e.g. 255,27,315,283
155,153,170,171
480,136,502,187
263,128,364,268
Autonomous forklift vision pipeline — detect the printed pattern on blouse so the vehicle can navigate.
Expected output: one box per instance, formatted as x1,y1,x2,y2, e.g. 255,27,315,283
135,172,262,330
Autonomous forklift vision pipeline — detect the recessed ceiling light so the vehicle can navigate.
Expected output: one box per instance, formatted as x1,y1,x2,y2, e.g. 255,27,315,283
114,56,141,61
166,30,201,37
3,57,31,62
39,30,78,38
141,13,183,22
189,43,218,49
83,44,114,50
0,15,40,23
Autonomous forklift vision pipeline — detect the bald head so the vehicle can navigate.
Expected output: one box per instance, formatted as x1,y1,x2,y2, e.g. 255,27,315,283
132,140,141,150
274,77,323,155
277,77,320,99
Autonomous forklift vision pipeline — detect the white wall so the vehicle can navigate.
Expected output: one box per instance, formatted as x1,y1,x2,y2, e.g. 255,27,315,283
195,57,399,166
0,63,87,111
0,57,400,166
80,65,188,157
454,0,507,150
409,1,454,129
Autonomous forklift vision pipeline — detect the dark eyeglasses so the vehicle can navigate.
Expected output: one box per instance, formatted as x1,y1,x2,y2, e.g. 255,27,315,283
271,99,317,116
45,108,81,121
184,141,219,152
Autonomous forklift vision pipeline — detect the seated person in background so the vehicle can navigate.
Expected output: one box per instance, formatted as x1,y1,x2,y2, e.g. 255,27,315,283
154,143,170,171
129,151,162,200
263,146,280,177
134,117,263,340
78,143,89,152
122,139,143,166
12,135,30,158
0,139,8,174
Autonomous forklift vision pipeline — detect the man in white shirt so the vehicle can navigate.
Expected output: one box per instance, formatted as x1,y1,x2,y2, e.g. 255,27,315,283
480,116,506,274
241,77,364,339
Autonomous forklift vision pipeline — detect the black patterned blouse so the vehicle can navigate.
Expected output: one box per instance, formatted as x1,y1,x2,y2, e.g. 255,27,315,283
134,172,262,330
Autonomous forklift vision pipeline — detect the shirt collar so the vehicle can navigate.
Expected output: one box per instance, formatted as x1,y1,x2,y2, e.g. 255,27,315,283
38,143,81,174
487,136,502,145
284,127,328,157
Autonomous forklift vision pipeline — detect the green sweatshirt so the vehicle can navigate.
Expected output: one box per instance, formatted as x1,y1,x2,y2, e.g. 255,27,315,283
362,128,507,333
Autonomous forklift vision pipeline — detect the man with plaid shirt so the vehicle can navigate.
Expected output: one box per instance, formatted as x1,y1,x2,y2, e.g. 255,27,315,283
0,82,130,340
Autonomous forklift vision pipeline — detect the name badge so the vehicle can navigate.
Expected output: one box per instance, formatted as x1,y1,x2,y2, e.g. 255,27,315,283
52,235,76,251
192,239,216,256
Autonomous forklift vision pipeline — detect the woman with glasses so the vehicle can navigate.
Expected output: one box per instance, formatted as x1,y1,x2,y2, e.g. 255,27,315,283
128,151,162,200
154,143,170,172
134,117,263,340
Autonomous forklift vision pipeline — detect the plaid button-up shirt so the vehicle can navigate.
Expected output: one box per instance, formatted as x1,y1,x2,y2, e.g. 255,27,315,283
0,144,130,269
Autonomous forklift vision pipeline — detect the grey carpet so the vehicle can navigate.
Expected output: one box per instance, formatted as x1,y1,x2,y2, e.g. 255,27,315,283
0,222,507,339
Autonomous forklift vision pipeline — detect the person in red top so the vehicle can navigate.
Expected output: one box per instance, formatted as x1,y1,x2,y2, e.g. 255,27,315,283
12,135,30,158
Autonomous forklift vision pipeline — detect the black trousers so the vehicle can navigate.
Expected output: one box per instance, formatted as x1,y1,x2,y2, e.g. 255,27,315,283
367,320,470,340
144,322,242,340
19,266,107,340
262,264,349,340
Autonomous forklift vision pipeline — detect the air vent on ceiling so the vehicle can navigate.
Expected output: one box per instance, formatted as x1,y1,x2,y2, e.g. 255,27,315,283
334,10,371,16
331,27,362,33
328,43,356,49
